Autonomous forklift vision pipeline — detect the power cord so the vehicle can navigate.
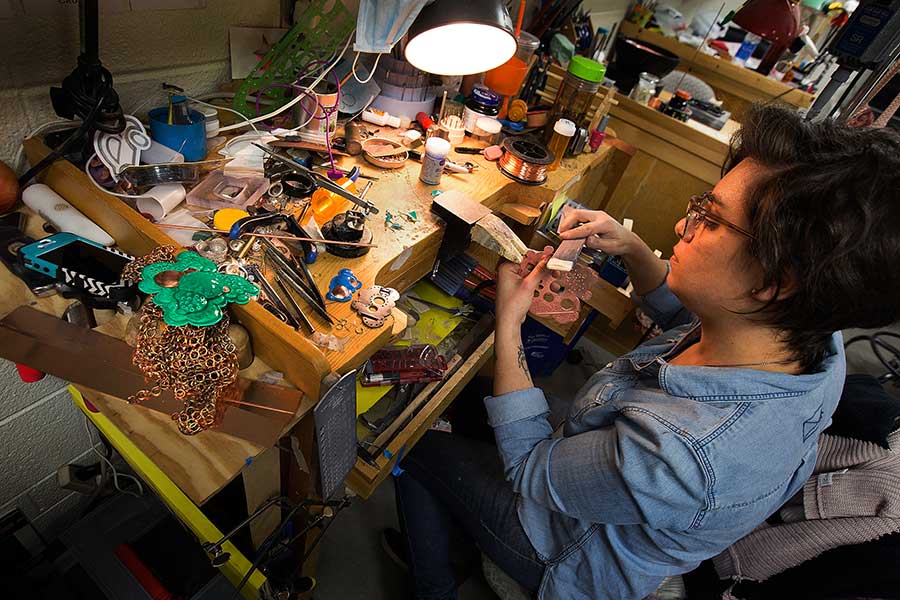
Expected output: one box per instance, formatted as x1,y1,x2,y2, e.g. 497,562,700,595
18,88,110,186
845,331,900,384
82,414,144,498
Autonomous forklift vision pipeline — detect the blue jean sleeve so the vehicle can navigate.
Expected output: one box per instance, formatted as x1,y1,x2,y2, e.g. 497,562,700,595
635,263,695,329
485,388,707,528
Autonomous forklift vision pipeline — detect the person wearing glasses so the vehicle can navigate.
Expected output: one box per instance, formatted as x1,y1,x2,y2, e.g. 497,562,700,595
386,104,900,600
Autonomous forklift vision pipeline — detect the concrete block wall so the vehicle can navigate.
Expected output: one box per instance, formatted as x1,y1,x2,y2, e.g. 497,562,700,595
0,361,97,545
0,0,281,544
0,0,282,170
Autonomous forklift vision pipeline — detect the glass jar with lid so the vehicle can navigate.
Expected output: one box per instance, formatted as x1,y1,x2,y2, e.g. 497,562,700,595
545,56,606,141
462,86,501,133
630,72,659,105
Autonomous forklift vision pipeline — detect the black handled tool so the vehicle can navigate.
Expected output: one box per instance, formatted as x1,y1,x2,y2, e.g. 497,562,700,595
252,143,379,215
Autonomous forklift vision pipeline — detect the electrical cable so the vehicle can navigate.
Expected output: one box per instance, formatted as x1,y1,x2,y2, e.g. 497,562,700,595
83,414,144,498
13,119,80,174
18,88,110,186
181,93,260,134
219,30,356,133
845,331,900,382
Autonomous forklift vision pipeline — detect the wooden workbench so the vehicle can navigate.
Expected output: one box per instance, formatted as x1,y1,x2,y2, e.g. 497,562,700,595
617,21,815,118
11,129,635,597
17,134,634,505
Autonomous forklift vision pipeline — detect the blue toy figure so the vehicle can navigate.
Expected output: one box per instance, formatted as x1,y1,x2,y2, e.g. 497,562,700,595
326,268,362,302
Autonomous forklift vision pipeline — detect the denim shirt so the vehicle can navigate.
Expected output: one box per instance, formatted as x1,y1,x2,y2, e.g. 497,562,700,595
484,274,845,600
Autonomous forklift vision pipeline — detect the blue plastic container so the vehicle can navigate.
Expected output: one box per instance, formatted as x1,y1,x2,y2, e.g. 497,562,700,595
148,107,207,161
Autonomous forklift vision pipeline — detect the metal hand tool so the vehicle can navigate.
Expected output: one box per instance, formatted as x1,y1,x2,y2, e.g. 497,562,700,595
252,143,379,214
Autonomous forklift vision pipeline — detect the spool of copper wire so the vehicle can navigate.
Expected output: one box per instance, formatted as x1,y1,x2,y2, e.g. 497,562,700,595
497,138,554,186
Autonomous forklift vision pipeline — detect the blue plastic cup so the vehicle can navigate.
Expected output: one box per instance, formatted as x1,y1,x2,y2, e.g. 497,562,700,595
148,107,207,161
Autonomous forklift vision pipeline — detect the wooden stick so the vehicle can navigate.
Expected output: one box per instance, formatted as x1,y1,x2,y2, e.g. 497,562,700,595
154,223,378,248
225,399,295,415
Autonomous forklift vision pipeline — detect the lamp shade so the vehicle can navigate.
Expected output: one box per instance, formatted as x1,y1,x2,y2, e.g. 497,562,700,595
732,0,801,44
732,0,801,74
405,0,517,76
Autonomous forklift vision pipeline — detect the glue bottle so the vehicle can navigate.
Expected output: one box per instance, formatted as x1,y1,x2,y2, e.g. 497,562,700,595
362,109,402,128
419,137,451,185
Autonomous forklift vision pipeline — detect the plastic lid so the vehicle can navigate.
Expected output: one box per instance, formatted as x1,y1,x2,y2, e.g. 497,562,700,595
553,118,577,137
516,30,541,51
675,89,692,100
470,86,501,107
568,56,606,83
425,136,451,157
475,117,502,134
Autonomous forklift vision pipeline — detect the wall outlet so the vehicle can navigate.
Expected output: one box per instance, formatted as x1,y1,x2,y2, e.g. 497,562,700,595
57,464,100,495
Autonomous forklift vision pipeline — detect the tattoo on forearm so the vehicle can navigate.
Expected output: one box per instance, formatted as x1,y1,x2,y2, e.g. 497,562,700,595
517,343,532,382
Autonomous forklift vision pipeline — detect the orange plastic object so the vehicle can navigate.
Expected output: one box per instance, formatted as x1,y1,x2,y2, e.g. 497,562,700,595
311,177,356,225
485,56,529,119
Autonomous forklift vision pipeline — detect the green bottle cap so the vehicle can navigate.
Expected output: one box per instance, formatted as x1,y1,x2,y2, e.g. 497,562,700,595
568,56,606,83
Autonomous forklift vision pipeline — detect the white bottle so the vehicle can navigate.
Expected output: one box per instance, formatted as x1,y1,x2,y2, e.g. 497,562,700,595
362,109,402,129
22,184,115,246
419,137,451,185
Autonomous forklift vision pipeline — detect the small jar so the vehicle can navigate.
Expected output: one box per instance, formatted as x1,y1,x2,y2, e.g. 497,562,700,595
630,72,659,105
664,89,692,122
472,117,503,145
546,119,576,171
462,86,501,133
545,56,605,141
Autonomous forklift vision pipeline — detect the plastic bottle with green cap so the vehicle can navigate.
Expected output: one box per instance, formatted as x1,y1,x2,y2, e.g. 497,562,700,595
568,56,606,83
546,57,607,141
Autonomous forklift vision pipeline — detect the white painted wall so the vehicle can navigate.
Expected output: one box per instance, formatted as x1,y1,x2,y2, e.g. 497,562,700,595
0,0,280,544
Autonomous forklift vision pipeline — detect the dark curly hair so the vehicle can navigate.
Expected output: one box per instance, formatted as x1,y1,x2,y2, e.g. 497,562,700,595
724,105,900,372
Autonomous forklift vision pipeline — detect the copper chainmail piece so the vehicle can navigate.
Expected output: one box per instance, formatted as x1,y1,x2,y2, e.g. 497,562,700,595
123,246,240,435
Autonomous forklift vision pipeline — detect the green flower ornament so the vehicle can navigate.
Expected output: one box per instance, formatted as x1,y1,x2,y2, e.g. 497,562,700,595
138,252,259,327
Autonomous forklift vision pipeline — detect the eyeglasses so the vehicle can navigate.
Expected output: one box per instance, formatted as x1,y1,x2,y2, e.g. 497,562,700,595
679,192,756,243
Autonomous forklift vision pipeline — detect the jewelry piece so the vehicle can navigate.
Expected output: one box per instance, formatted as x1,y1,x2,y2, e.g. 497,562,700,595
123,246,254,435
352,286,399,328
138,251,259,327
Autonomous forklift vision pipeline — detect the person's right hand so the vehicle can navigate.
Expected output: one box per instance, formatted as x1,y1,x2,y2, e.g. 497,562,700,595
558,209,635,256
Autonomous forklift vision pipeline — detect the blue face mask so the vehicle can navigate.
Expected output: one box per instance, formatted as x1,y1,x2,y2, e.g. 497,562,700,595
354,0,430,54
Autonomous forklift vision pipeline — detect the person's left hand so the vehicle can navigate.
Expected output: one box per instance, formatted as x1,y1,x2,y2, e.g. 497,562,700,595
495,248,550,332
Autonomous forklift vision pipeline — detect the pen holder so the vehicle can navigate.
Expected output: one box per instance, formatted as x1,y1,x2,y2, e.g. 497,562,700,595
148,107,207,162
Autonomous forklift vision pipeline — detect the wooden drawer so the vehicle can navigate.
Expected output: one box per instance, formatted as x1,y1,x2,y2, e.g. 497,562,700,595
346,332,495,499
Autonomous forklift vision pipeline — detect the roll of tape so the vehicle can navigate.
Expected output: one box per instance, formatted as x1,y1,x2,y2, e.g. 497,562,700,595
136,184,186,220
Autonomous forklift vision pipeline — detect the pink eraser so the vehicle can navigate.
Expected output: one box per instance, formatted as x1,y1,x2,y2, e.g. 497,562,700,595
483,145,503,161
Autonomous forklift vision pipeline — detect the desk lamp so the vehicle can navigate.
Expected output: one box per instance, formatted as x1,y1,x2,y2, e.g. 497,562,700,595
732,0,802,74
404,0,517,75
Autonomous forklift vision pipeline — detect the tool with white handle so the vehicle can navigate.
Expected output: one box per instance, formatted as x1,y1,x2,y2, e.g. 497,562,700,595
22,184,115,246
